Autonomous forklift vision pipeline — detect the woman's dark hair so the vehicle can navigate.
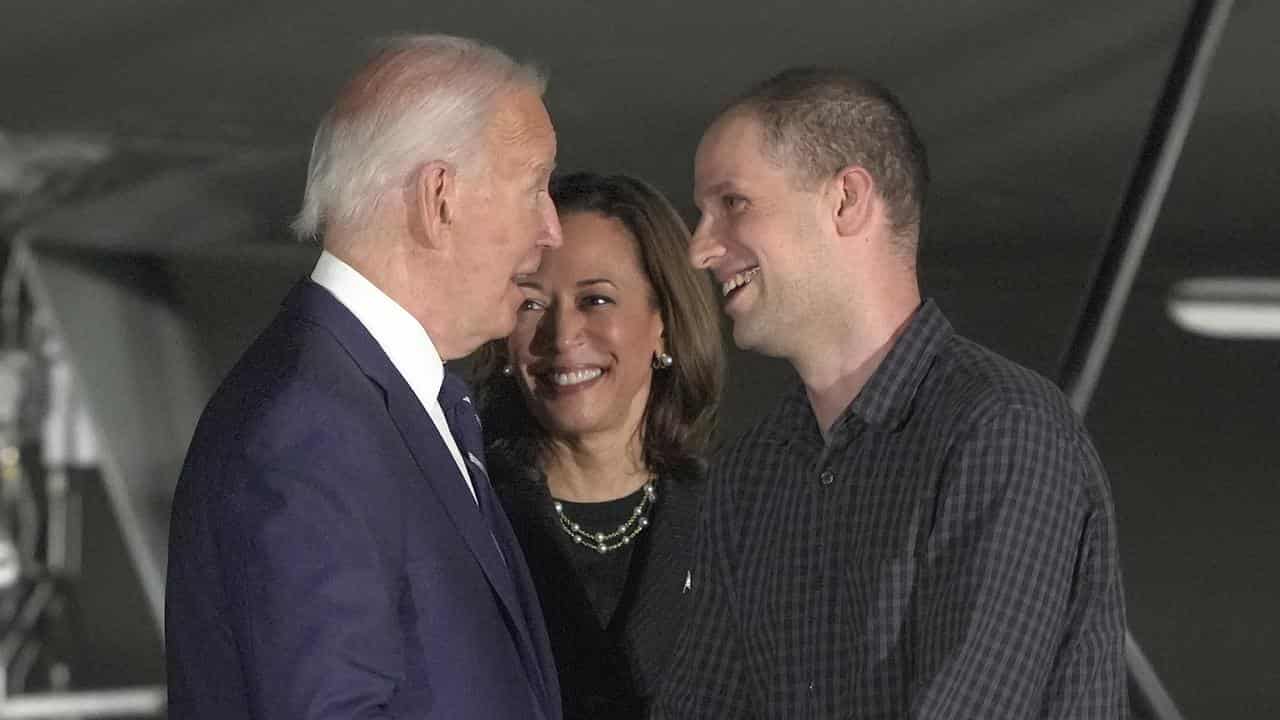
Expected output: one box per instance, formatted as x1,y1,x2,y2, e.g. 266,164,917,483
472,171,724,476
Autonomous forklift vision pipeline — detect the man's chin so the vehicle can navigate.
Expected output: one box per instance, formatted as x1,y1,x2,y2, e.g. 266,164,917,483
490,308,519,341
731,318,782,356
730,321,761,351
455,312,518,358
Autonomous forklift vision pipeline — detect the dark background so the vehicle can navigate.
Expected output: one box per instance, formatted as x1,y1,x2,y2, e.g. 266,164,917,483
2,1,1277,716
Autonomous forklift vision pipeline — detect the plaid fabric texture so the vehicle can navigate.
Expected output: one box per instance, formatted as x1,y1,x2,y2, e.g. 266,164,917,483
656,300,1127,719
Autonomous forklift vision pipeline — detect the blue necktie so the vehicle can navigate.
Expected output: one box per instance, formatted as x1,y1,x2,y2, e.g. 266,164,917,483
439,372,505,561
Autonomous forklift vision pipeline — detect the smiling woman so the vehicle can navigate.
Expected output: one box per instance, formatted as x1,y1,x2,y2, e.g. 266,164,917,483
471,171,723,720
507,210,667,446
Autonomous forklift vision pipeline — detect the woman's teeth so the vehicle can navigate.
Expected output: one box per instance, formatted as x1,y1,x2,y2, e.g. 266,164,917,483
722,266,760,297
550,368,603,386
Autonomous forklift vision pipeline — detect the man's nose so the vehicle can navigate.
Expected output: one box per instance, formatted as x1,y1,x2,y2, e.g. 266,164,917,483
539,194,563,249
688,215,724,270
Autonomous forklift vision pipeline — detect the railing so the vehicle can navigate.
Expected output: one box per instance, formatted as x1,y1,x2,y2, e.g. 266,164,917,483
1056,1,1236,718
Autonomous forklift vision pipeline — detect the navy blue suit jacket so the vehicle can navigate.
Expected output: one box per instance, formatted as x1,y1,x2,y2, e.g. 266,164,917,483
166,280,560,719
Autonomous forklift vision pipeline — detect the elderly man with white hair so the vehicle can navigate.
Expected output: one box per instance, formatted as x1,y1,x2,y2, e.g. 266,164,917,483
166,35,563,719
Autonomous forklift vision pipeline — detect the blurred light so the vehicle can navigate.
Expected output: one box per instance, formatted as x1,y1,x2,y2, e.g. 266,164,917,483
0,130,111,195
0,533,18,587
1167,277,1280,339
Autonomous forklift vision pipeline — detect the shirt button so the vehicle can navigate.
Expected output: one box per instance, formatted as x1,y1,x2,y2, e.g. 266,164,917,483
819,470,834,485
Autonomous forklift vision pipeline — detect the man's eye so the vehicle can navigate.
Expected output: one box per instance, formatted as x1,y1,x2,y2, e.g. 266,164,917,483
519,299,545,312
723,195,747,211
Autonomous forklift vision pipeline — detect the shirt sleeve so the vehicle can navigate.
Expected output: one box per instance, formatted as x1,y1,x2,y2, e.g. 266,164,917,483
652,472,755,719
908,405,1126,719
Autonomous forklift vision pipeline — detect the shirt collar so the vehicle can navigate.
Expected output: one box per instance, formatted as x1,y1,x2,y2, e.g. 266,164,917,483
310,250,444,410
766,299,953,444
844,299,952,431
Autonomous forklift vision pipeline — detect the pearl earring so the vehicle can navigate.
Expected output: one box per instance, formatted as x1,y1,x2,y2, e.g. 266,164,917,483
652,352,674,370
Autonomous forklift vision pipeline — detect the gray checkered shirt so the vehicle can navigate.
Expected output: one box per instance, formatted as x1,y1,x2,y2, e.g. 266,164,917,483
655,300,1127,719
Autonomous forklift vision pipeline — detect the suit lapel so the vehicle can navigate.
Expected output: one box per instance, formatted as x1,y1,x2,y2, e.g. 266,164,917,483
382,388,557,716
484,477,558,708
381,388,521,606
632,475,699,611
283,281,554,715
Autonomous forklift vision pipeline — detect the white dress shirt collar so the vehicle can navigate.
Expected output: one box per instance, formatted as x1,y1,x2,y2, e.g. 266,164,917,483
309,250,476,502
310,250,444,411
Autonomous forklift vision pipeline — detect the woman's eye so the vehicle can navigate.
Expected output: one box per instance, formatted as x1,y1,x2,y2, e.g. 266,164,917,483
582,295,614,308
518,298,544,312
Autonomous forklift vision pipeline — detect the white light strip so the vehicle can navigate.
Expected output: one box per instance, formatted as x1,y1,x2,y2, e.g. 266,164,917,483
0,687,166,718
1167,277,1280,340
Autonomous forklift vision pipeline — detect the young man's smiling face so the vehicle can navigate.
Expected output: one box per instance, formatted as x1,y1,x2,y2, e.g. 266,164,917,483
690,109,842,360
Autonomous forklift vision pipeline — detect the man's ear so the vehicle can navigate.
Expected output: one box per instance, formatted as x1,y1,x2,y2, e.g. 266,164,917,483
832,165,875,238
410,160,455,248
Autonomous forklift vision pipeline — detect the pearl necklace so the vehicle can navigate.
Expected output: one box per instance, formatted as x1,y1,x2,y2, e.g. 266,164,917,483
553,479,657,554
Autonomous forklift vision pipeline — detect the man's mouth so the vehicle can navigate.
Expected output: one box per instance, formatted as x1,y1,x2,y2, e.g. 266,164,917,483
721,266,760,298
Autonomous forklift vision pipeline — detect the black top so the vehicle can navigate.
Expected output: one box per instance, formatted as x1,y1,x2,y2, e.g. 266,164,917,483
552,489,645,627
657,300,1128,719
490,452,705,720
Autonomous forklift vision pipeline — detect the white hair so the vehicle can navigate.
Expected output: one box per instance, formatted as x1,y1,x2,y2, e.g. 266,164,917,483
292,34,546,240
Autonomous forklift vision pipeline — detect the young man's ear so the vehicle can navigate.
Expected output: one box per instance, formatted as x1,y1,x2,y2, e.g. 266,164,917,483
832,165,875,238
409,160,455,247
